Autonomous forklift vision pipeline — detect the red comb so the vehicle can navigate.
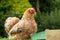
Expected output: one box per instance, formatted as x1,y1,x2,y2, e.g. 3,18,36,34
30,8,35,14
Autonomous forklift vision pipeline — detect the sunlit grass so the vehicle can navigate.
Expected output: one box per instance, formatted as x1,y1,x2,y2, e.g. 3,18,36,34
0,38,8,40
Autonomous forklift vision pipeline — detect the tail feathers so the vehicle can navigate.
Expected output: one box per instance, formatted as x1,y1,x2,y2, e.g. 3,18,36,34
4,17,20,33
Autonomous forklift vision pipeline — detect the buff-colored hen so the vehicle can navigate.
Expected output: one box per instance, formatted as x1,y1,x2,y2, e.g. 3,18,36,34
5,8,37,40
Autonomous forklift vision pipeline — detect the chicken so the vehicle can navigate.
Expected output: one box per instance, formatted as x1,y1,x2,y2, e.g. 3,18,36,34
9,8,37,40
4,17,20,33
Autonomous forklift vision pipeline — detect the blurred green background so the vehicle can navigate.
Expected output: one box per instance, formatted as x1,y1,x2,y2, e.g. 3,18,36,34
0,0,60,38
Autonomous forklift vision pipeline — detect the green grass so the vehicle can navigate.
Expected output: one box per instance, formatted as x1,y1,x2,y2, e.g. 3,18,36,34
0,38,8,40
0,38,14,40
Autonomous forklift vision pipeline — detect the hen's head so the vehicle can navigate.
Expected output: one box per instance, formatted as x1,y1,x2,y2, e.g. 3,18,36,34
24,8,35,14
29,8,35,14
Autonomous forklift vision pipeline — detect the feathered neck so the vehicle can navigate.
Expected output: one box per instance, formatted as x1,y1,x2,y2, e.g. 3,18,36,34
22,11,34,20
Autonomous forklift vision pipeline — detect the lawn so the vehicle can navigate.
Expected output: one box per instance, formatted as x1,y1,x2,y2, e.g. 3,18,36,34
0,38,13,40
0,38,8,40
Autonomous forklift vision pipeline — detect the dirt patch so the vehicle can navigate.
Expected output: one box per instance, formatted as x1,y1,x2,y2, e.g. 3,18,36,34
45,29,60,40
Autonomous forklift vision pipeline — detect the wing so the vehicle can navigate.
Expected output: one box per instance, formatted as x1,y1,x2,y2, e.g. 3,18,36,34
8,20,23,35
